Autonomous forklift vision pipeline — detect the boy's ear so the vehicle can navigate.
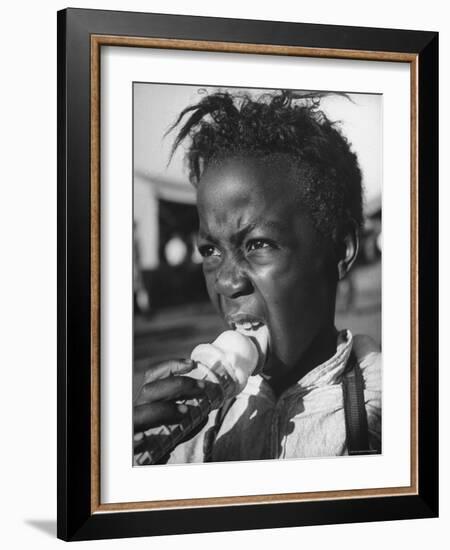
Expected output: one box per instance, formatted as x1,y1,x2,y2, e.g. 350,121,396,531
337,222,359,280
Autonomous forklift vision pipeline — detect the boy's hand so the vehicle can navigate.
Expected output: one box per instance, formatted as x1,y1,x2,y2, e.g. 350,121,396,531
133,359,208,453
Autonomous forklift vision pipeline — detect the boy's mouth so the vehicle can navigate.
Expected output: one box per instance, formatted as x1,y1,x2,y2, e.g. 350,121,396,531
231,320,265,334
226,314,265,336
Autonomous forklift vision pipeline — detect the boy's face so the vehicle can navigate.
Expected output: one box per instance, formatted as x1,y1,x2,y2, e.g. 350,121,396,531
196,157,338,380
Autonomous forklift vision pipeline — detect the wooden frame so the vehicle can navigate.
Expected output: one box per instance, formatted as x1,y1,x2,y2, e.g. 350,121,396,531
57,7,438,541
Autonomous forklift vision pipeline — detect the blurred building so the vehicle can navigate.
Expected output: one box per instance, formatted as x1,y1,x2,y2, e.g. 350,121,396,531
133,172,208,313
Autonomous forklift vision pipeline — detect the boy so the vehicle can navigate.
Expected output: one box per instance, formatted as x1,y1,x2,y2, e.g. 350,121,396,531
133,89,381,463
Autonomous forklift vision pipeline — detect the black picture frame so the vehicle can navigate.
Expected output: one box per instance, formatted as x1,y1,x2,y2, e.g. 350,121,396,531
57,7,438,541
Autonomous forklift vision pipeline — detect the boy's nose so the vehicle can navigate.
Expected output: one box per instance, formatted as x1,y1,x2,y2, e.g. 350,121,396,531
214,256,252,298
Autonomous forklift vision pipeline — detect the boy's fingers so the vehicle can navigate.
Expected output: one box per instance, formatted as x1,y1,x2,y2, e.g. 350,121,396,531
134,402,187,431
143,359,195,384
133,405,210,454
135,376,206,406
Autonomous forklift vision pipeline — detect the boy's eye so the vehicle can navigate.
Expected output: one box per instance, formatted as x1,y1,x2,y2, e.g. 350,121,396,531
198,244,221,258
246,239,272,252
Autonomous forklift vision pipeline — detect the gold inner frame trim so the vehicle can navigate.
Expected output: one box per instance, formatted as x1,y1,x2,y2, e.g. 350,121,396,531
90,34,419,514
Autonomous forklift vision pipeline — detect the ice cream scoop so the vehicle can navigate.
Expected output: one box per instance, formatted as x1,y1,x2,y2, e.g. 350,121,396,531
133,327,269,466
190,326,269,394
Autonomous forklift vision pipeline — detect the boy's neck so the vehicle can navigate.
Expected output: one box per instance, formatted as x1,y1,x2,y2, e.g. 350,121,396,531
263,325,339,397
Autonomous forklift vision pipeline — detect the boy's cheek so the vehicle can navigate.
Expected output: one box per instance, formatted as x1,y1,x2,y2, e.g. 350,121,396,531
204,276,221,310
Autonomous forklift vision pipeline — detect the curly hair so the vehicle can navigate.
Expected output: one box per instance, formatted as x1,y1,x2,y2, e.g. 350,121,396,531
167,89,363,240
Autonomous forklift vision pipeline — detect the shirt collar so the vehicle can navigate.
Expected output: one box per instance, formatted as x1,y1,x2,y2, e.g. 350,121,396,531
295,329,353,390
245,329,353,398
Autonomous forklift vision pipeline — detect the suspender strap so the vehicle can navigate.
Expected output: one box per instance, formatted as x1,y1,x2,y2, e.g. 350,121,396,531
342,351,374,455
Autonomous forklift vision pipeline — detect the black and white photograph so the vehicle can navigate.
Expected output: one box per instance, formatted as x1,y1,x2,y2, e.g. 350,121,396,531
132,83,382,466
0,0,444,545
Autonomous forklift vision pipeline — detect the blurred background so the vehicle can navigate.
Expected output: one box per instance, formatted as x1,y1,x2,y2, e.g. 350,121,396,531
133,83,382,396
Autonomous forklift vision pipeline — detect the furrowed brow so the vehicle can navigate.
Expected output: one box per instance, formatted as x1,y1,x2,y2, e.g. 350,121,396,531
197,228,217,243
258,220,288,232
243,220,290,238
